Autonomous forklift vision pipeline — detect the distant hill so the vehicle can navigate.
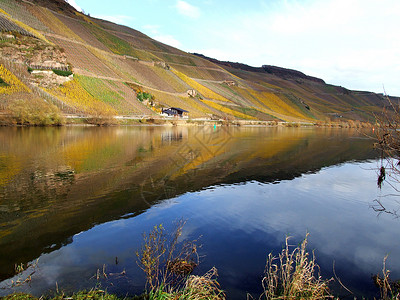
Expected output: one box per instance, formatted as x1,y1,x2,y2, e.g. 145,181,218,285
192,53,325,84
0,0,397,124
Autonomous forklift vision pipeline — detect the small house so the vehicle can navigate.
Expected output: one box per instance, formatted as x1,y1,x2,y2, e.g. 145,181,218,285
161,107,189,118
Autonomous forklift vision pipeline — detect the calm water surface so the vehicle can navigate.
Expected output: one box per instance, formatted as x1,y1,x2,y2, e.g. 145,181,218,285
0,126,399,299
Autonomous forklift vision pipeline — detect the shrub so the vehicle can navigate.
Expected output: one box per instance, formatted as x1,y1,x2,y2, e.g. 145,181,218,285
52,69,73,77
7,98,65,126
0,76,9,86
137,91,153,102
284,122,300,127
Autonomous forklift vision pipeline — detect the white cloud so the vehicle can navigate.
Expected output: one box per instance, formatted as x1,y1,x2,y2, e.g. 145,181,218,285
93,15,133,26
66,0,82,12
142,24,160,34
143,24,182,48
192,0,400,95
154,34,182,48
176,1,201,18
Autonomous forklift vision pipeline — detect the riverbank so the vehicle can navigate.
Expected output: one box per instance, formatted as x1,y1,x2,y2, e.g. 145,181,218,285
45,115,376,128
0,112,374,128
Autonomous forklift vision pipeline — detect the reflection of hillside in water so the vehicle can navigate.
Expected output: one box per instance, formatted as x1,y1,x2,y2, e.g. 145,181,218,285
0,126,377,280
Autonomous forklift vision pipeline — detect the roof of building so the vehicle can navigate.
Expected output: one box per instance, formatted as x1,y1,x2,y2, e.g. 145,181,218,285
170,107,189,113
163,107,189,114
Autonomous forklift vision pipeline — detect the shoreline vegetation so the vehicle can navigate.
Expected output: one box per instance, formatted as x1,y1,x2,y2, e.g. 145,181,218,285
0,113,375,128
2,227,399,300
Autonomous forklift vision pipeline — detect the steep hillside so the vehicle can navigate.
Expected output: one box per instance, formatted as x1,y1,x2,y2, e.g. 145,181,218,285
0,0,396,124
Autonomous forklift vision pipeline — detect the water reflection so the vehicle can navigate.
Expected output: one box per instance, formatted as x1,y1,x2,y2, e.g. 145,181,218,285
0,126,389,299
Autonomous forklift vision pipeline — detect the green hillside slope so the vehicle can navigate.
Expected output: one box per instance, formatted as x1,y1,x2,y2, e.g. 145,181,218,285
0,0,397,124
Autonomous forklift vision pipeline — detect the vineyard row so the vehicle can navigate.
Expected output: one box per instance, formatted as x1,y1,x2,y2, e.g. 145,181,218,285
0,15,34,37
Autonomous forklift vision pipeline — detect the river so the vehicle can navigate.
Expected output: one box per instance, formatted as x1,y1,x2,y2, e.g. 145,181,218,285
0,126,399,299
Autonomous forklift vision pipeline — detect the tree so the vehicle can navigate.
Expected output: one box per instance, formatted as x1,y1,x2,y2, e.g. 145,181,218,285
373,94,400,216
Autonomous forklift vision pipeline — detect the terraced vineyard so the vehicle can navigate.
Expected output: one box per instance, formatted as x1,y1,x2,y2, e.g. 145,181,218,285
53,12,110,51
0,64,30,95
111,30,169,53
76,75,154,115
121,61,185,92
31,6,82,41
83,22,138,57
0,14,32,36
198,80,251,106
0,0,49,32
0,0,395,121
109,28,187,56
47,79,117,116
171,64,233,81
201,99,256,120
103,80,155,115
171,68,233,103
150,65,191,93
48,36,120,78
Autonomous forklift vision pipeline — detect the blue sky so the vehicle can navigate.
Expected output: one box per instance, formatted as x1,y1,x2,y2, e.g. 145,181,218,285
68,0,400,96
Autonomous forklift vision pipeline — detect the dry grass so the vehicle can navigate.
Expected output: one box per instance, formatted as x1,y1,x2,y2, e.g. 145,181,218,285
136,220,199,292
137,221,225,300
373,256,400,300
171,267,225,300
260,234,332,300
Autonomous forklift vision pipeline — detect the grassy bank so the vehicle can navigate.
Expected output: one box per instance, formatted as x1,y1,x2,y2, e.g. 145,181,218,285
0,106,375,128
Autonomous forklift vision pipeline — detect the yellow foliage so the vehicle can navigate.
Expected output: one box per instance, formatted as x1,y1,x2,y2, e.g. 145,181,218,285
201,99,256,120
248,90,309,120
75,11,99,27
0,64,30,95
184,97,213,116
171,68,231,102
0,8,10,16
1,12,50,43
36,7,83,42
48,79,117,116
